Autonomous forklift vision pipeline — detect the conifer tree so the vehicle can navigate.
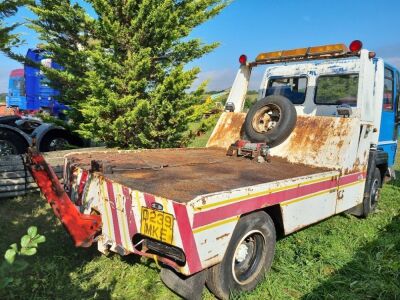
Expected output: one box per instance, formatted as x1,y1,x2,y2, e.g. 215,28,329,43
28,0,228,148
0,0,30,53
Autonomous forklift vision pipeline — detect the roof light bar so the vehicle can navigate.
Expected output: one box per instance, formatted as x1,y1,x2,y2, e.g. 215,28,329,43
254,41,362,65
308,43,348,55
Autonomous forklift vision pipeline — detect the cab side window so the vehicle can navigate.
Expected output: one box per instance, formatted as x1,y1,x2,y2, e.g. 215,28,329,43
383,68,394,111
266,77,308,105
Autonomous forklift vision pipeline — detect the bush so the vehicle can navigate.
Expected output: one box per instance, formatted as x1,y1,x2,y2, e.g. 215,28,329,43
0,226,45,289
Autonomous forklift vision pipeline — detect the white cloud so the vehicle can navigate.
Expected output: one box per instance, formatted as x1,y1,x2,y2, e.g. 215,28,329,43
0,68,11,93
385,57,400,68
192,68,236,92
192,67,265,92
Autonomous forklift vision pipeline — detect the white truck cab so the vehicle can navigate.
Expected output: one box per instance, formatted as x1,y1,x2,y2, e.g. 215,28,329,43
226,41,398,177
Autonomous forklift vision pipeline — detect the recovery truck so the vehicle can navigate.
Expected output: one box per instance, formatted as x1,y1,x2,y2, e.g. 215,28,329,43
26,40,399,299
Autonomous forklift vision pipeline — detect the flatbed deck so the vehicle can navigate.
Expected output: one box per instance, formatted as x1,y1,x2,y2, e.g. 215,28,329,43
67,148,327,203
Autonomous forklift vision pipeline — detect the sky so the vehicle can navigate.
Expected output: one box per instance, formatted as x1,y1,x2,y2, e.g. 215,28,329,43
1,0,400,93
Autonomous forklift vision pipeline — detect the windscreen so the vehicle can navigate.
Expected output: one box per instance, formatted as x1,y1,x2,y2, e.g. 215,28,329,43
315,74,359,106
266,77,307,104
11,77,25,96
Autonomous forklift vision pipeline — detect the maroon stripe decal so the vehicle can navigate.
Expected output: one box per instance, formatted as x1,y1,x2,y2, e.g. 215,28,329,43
106,181,123,245
144,193,155,208
173,203,202,274
193,177,338,229
339,172,365,185
193,172,364,229
122,187,137,238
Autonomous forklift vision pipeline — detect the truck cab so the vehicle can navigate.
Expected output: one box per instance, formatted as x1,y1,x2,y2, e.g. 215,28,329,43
378,64,399,170
6,69,26,109
227,41,399,181
5,48,67,116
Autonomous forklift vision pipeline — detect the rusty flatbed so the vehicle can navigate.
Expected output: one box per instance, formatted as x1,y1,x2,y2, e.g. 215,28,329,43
66,148,326,203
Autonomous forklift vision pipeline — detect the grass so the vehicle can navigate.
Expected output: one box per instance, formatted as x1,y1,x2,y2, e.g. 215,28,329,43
0,149,399,299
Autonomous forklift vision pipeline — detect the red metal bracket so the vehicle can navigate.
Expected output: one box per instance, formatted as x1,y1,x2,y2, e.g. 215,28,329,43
26,149,102,247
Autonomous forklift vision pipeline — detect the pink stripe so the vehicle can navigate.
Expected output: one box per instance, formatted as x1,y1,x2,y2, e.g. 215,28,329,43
173,203,202,274
144,193,155,208
339,172,365,185
193,177,338,229
106,181,123,245
193,172,365,229
122,187,137,238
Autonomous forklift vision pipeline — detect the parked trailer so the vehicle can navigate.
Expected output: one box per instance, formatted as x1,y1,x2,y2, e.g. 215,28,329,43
26,41,398,299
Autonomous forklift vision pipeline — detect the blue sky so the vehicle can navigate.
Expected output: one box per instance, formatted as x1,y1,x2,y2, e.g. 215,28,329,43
1,0,400,92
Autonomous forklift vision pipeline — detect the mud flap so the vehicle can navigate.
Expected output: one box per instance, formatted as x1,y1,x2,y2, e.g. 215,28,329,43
160,267,206,300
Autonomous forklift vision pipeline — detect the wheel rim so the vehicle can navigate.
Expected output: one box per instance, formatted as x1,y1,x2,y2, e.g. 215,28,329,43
0,140,18,156
370,178,379,207
251,104,281,133
48,138,69,151
232,230,266,285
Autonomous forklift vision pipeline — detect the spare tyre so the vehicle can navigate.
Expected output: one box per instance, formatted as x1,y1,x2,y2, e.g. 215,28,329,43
244,95,297,147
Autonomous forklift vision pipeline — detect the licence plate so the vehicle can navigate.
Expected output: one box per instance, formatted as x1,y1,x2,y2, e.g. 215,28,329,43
140,207,174,244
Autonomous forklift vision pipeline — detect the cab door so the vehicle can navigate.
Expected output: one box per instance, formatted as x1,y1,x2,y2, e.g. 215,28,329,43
378,66,398,166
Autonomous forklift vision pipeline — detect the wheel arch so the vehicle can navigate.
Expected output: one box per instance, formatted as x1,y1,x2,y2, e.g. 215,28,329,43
374,150,389,184
348,149,386,218
0,124,32,148
32,123,69,151
240,205,285,237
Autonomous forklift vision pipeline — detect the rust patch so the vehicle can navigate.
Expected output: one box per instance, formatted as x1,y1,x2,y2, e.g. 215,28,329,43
216,233,230,241
343,157,364,175
124,171,153,180
285,116,350,161
206,112,246,149
67,148,325,203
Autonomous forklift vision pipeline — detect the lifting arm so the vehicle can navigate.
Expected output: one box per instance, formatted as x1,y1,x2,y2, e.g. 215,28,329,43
26,149,102,247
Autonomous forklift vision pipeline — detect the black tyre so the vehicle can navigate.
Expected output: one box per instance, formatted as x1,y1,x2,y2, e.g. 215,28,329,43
244,95,297,147
39,129,83,152
0,115,21,126
0,128,29,156
206,211,276,299
362,167,381,217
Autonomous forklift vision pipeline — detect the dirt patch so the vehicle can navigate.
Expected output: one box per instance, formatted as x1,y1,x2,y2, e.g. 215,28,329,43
0,105,19,116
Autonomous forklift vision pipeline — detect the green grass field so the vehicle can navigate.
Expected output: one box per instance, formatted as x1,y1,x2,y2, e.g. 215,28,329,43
1,147,399,299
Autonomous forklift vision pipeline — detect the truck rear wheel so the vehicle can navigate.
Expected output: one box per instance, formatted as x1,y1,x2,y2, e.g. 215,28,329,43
362,167,381,217
244,95,297,147
206,211,276,299
39,130,83,152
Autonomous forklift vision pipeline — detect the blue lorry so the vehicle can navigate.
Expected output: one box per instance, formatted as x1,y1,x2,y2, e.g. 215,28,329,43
1,49,83,156
6,48,67,116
